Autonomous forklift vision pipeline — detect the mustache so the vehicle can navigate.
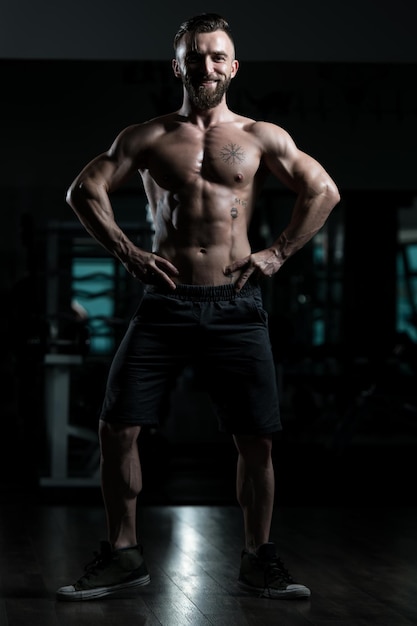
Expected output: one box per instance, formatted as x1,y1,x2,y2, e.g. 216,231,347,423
193,73,220,82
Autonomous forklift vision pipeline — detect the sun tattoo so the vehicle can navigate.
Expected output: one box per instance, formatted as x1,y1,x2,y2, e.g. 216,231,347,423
219,143,245,165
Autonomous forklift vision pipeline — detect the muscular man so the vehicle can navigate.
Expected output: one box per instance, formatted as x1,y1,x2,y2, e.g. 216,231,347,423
57,13,340,601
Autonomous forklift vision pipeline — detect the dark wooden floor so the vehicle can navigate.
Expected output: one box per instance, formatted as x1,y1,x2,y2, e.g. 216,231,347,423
1,445,417,626
1,500,417,625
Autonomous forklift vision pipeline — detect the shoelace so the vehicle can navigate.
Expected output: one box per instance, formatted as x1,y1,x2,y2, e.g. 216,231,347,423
82,549,112,580
262,557,295,594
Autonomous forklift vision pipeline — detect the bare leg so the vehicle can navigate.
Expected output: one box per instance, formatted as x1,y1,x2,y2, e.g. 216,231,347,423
233,434,275,553
99,420,142,549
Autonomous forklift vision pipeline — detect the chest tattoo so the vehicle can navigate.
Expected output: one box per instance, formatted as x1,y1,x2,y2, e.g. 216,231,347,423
219,143,245,165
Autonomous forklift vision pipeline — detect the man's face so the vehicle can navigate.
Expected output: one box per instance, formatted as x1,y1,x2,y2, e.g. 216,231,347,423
173,30,239,109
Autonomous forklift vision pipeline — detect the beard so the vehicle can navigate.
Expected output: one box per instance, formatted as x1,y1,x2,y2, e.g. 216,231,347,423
184,75,232,110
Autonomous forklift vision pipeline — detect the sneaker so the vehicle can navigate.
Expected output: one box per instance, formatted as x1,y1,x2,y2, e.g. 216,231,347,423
238,542,311,599
56,541,151,601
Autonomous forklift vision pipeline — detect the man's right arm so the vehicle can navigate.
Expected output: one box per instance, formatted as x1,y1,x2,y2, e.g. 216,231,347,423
66,126,179,287
67,150,136,261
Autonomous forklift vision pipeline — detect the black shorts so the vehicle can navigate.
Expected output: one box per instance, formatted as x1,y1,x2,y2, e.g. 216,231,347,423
100,281,281,435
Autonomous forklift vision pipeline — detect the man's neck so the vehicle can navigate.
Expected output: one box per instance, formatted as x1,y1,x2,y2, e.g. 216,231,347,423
178,98,233,128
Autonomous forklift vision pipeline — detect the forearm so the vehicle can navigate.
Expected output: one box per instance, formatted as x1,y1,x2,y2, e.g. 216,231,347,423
272,180,340,263
66,180,137,262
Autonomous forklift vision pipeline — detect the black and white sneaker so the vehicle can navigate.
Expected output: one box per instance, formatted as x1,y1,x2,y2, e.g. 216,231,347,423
238,542,310,599
56,541,150,601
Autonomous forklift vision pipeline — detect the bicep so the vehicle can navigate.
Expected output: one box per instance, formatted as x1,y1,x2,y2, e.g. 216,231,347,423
77,155,136,197
71,126,142,194
262,126,329,193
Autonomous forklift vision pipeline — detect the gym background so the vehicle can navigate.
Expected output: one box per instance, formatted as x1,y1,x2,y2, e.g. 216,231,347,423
1,0,416,505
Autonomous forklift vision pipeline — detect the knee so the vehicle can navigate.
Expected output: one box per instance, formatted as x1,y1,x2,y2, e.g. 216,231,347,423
234,434,273,466
99,421,141,456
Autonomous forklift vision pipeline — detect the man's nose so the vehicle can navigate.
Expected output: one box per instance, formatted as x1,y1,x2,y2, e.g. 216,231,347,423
201,56,214,74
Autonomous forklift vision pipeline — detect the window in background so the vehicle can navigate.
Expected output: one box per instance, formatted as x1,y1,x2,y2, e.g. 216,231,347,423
397,242,417,342
71,257,116,354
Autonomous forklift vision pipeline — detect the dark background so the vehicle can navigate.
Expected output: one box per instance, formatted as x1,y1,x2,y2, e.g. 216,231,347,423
1,0,416,506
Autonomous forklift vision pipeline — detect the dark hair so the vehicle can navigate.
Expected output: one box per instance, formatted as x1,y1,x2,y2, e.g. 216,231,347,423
173,13,234,50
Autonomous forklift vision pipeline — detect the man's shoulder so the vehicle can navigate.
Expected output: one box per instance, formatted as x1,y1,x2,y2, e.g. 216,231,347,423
116,113,181,145
245,119,294,150
245,118,286,134
232,116,288,139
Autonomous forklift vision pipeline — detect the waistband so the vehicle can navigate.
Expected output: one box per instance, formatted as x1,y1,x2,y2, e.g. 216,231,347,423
145,281,260,302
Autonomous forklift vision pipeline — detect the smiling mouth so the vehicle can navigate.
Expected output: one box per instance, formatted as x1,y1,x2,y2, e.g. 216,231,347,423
198,78,218,87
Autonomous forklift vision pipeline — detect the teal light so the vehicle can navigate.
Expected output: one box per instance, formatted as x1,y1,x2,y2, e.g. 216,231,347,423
71,258,115,354
397,244,417,342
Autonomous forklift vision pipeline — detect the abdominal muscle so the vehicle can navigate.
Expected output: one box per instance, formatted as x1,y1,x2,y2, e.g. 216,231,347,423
154,216,251,286
159,243,250,285
147,175,254,286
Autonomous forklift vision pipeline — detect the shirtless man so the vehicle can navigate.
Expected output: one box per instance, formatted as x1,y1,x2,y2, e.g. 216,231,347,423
56,13,340,602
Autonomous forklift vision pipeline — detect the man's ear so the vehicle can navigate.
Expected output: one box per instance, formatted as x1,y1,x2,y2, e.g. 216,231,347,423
172,58,181,78
231,59,239,78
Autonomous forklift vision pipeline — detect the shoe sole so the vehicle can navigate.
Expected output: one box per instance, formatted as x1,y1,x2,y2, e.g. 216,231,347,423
56,574,151,601
237,580,311,599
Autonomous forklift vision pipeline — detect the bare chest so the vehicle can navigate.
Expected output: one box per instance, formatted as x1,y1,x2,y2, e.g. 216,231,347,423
144,126,261,190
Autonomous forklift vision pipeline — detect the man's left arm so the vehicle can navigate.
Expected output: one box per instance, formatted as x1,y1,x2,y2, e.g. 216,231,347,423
226,124,340,290
270,148,340,262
